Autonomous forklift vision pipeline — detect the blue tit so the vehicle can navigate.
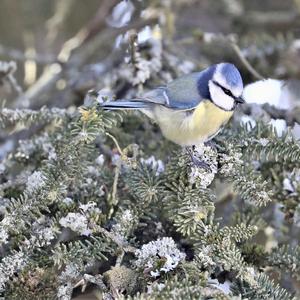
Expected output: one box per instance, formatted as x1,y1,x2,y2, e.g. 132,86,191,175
100,62,245,146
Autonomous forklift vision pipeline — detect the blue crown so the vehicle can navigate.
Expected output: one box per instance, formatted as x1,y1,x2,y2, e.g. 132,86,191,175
221,63,243,89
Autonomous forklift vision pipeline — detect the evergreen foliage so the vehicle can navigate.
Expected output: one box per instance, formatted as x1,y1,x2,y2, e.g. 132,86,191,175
0,1,299,299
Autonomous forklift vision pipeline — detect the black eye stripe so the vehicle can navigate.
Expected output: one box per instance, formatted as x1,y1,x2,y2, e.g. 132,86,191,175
212,80,235,98
222,87,231,96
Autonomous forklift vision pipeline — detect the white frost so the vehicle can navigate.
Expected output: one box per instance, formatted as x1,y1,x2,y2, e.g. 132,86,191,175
112,209,134,239
25,171,46,194
135,237,185,277
138,26,153,44
269,119,287,137
0,229,8,244
243,79,292,109
208,278,232,295
79,201,101,215
107,0,135,28
95,154,105,166
283,178,294,193
0,252,27,292
62,197,74,205
240,115,256,129
189,144,218,187
59,213,91,236
258,138,269,146
140,155,165,176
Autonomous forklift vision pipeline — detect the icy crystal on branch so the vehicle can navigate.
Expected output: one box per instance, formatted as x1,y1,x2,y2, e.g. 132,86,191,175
189,144,218,188
135,237,186,277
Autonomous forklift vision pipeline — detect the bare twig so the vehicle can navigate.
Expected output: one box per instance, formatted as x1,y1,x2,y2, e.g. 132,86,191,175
110,160,121,217
7,72,23,95
0,61,23,95
13,0,117,108
177,32,265,80
105,132,124,157
71,16,158,68
57,0,118,63
230,40,264,80
14,6,157,109
46,0,74,44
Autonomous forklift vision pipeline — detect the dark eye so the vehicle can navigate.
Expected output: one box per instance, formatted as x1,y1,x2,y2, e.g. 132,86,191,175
221,87,232,97
212,80,234,98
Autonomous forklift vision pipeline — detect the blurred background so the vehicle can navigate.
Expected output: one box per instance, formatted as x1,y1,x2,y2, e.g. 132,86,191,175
1,0,300,110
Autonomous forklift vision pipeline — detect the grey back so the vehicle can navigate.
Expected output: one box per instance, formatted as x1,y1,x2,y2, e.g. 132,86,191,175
142,66,216,110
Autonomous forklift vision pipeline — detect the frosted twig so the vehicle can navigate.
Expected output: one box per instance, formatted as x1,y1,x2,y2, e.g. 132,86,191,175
111,161,120,210
105,132,124,157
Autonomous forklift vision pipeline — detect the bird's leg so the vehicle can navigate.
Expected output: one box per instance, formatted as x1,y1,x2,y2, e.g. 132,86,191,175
186,146,211,172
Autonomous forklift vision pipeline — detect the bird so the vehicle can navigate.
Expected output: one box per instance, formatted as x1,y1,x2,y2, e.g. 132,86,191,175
100,62,245,147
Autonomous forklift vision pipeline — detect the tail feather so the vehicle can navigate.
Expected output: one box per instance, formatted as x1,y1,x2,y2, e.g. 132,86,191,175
100,100,149,110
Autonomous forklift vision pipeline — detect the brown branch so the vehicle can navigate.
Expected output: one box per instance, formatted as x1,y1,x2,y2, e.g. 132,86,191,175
70,16,159,68
14,3,157,109
46,0,74,44
230,40,264,80
57,0,118,63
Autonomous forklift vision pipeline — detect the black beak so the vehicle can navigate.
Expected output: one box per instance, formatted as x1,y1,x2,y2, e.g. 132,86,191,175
235,96,245,104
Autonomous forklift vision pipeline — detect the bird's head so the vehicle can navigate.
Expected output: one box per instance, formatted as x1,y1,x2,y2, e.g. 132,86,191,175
208,63,244,111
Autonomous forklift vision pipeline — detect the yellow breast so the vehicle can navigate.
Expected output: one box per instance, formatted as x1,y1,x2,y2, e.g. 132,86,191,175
153,100,233,146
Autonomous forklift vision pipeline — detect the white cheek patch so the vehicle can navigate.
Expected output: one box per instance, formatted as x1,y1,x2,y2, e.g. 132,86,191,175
208,81,235,111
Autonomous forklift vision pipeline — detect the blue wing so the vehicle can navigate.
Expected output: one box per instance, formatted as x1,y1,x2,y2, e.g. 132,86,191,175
144,66,215,110
147,73,203,109
100,65,216,111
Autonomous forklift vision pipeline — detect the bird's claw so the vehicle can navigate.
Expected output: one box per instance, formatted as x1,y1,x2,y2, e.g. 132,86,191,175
186,147,212,172
191,156,212,172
